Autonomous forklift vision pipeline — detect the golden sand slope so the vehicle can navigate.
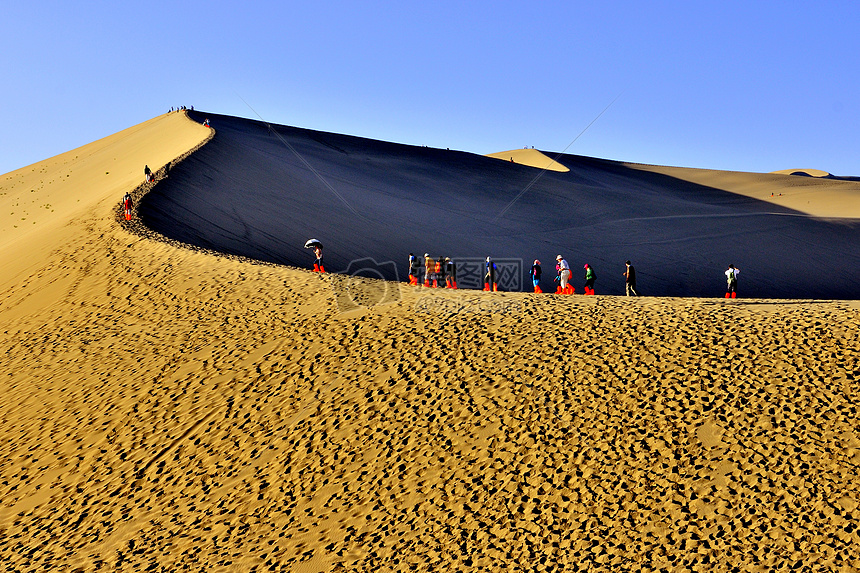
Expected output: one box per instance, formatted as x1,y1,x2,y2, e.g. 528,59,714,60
626,163,860,219
486,149,570,172
770,168,832,178
0,112,211,289
1,118,860,572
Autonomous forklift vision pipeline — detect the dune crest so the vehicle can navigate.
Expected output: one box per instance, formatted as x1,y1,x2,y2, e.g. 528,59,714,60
0,112,210,287
486,148,570,172
771,168,831,178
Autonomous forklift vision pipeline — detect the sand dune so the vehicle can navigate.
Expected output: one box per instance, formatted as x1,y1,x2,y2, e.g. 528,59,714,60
486,149,570,172
0,112,210,288
1,113,859,571
628,163,860,220
139,112,860,299
771,168,831,178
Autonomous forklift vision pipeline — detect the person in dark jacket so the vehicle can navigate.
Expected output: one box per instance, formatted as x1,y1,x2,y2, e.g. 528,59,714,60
445,258,457,288
530,260,542,293
583,263,596,295
408,253,419,285
433,256,444,288
484,257,498,291
623,260,638,296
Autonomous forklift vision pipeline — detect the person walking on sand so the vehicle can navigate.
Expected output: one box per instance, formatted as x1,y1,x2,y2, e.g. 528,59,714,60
530,260,542,293
122,192,133,220
484,257,498,291
556,255,571,293
445,257,457,288
423,253,434,287
623,260,638,296
144,165,152,183
583,263,596,295
436,256,447,288
725,264,740,298
313,245,325,273
408,253,419,286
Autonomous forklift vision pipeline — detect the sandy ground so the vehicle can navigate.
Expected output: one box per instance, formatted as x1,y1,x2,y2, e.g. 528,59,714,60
1,114,860,572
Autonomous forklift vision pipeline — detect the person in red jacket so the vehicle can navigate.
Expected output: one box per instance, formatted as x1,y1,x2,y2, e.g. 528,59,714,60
123,192,133,220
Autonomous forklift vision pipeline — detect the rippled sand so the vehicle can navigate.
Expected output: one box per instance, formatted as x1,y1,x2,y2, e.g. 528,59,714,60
1,113,858,572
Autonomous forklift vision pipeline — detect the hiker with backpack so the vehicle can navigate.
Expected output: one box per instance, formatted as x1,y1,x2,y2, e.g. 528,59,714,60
725,264,740,298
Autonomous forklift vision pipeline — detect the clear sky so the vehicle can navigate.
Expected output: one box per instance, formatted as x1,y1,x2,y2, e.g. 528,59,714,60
2,0,857,177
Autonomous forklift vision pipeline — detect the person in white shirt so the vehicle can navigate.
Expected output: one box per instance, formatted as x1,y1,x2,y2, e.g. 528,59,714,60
556,255,571,290
725,264,740,298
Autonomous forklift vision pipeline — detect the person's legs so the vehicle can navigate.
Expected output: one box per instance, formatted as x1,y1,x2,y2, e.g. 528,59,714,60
585,279,595,295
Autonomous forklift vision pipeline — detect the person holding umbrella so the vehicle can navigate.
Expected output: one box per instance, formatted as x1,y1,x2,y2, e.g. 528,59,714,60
304,239,325,272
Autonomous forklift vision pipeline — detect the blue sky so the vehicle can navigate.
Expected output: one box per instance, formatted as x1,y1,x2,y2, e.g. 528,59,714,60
2,0,857,176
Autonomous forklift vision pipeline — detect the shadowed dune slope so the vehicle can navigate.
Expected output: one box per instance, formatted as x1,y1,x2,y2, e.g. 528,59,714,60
141,112,860,299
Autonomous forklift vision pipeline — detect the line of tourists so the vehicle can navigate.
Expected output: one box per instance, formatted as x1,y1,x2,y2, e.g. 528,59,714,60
535,256,598,295
295,239,740,298
408,254,458,289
